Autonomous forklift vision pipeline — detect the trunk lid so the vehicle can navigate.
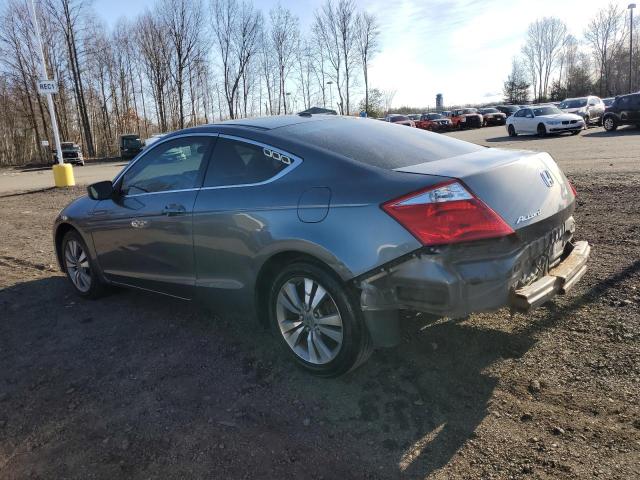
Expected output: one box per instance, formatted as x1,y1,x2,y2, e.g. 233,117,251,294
395,148,575,230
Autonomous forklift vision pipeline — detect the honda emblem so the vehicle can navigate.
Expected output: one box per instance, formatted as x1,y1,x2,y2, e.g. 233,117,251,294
540,170,554,188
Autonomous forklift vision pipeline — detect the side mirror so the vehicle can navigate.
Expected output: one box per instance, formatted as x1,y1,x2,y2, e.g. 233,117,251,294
87,180,114,200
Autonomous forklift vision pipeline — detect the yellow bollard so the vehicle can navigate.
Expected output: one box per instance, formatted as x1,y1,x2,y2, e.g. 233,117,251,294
52,163,75,187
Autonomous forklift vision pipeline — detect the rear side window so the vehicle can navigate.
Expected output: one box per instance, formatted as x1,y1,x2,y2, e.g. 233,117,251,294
204,137,289,187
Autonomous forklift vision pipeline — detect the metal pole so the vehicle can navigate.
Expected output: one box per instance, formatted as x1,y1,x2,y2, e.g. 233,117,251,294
630,4,636,93
28,0,63,166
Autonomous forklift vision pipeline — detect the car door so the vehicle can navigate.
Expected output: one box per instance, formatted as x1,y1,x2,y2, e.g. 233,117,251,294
192,135,302,312
511,109,527,133
520,109,536,133
88,135,216,299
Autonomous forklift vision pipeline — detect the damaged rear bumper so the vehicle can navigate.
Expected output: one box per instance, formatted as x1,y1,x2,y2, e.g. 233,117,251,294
510,241,590,310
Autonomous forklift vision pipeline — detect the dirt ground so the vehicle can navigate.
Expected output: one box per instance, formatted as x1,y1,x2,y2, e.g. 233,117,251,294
0,127,639,479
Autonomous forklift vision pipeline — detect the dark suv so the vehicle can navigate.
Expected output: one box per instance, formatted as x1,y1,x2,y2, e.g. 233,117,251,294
602,92,640,131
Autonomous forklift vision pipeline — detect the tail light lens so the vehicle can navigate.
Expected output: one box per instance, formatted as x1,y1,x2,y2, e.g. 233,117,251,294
382,180,514,246
568,180,577,197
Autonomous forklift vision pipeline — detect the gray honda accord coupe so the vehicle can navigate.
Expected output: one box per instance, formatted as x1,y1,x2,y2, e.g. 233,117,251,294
53,114,590,376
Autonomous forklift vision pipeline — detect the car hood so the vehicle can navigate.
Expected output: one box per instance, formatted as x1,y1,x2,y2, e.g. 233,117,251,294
538,113,583,122
561,108,585,114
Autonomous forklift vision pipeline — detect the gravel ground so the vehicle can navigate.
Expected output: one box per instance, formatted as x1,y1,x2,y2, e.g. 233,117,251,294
0,127,639,479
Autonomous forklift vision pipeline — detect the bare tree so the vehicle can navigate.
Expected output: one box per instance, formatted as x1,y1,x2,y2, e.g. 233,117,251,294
522,17,567,101
269,5,298,114
314,1,343,113
585,2,627,97
161,0,203,129
44,0,95,157
355,10,379,115
211,0,261,119
382,88,396,114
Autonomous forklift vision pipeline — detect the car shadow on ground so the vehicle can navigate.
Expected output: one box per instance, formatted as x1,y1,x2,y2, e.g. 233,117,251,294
1,259,638,478
485,133,579,143
581,126,639,138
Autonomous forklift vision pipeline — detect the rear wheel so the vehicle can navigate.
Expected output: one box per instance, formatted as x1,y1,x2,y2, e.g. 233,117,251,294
508,124,517,137
537,123,547,137
603,116,617,131
268,262,372,377
61,231,106,299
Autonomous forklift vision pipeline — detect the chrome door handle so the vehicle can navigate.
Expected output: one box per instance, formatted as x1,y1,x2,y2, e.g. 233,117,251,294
162,204,187,216
130,219,148,228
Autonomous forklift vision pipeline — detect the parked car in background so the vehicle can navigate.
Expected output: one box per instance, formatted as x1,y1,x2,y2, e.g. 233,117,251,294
414,113,452,132
52,142,84,166
384,114,416,127
506,105,584,137
602,92,640,131
478,108,507,126
119,134,143,160
407,114,421,121
495,105,521,117
602,97,615,107
559,96,605,127
449,108,483,129
53,115,588,376
439,110,452,117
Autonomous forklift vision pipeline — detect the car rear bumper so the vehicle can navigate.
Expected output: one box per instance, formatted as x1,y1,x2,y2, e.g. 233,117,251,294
510,241,589,310
357,215,586,319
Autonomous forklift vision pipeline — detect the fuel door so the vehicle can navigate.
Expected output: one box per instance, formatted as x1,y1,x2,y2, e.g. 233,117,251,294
297,187,331,223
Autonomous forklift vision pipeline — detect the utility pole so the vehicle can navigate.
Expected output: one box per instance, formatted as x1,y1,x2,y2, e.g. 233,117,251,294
630,4,636,93
327,81,334,111
28,0,74,186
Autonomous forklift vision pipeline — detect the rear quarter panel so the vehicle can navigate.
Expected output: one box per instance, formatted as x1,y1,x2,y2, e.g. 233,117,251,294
191,141,439,313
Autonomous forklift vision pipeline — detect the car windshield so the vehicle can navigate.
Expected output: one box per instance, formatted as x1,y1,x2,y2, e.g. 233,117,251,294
559,98,587,108
603,98,614,106
390,115,409,122
61,142,78,150
481,108,499,113
533,106,563,116
463,108,477,114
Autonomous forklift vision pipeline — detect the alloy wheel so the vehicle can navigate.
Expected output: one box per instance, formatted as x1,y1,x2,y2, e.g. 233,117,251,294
64,239,91,293
276,277,344,365
603,117,614,131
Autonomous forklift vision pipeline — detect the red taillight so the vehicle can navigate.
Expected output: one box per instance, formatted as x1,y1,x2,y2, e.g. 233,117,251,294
382,180,514,246
569,181,577,197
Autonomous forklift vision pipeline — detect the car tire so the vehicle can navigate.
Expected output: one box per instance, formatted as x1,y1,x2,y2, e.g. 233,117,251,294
508,125,517,137
603,116,617,131
61,230,106,299
571,130,580,135
537,123,547,137
268,262,372,377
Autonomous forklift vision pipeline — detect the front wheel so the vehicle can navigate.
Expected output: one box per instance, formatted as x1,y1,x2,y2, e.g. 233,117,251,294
537,123,547,137
508,124,517,137
268,262,372,377
603,116,617,131
61,231,106,298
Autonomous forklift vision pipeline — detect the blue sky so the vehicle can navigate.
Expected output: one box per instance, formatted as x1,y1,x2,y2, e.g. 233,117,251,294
94,0,623,106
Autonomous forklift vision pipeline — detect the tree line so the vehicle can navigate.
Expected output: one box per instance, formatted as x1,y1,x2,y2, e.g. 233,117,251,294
504,2,639,105
0,0,380,165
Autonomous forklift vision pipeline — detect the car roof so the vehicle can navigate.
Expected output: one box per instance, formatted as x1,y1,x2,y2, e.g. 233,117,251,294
214,114,332,130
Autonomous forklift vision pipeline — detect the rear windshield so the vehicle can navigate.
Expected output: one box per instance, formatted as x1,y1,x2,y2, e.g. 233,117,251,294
389,115,409,122
280,117,483,169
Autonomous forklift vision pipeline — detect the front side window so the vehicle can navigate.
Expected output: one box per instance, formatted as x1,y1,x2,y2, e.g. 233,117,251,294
204,137,291,187
121,136,212,195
